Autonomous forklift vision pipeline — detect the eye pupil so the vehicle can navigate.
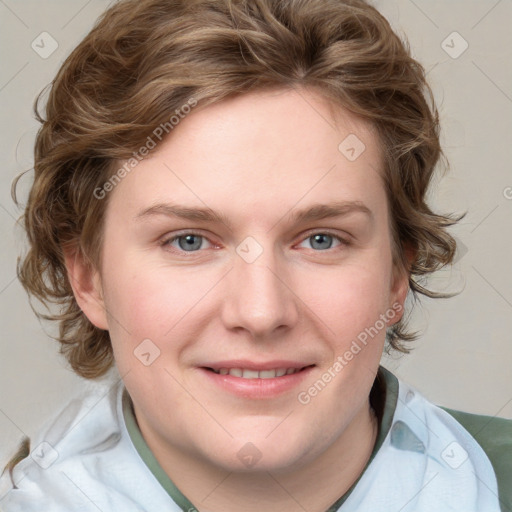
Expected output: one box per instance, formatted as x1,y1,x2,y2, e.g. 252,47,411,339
179,235,202,251
310,234,333,250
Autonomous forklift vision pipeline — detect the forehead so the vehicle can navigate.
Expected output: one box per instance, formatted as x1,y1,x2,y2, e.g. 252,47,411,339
105,87,386,229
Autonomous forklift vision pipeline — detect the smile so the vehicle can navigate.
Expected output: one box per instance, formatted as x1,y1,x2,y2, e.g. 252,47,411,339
208,367,305,378
200,364,315,399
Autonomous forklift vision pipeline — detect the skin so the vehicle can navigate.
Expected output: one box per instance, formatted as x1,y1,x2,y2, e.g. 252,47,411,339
66,87,409,512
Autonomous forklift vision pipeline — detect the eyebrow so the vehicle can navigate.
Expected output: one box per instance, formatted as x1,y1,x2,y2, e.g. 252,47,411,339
134,200,373,229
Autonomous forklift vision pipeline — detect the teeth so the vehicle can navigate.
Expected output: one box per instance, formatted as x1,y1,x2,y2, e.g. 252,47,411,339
212,367,302,379
242,369,259,379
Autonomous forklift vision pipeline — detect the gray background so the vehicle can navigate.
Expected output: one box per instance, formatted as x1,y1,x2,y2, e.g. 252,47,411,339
1,0,511,466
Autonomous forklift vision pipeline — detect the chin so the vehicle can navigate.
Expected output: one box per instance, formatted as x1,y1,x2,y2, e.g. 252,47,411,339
201,433,320,474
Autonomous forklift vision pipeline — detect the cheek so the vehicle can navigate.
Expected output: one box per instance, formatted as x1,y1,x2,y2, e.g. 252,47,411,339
101,258,216,357
99,258,170,348
304,259,393,323
105,265,164,325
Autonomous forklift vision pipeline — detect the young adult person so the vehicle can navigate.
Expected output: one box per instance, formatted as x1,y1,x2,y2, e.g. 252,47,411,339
2,0,510,510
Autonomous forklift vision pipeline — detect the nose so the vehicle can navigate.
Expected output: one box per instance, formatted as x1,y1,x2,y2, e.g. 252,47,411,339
220,243,300,339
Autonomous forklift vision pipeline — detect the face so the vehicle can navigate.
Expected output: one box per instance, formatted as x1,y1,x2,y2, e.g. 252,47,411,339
78,87,408,473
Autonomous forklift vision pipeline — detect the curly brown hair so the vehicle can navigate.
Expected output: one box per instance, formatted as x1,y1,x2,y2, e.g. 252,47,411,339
12,0,460,379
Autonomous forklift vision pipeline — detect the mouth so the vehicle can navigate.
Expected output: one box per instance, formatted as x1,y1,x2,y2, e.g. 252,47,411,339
203,366,313,379
199,362,316,399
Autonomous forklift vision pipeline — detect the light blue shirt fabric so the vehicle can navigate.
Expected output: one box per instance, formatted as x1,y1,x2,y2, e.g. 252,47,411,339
0,371,501,511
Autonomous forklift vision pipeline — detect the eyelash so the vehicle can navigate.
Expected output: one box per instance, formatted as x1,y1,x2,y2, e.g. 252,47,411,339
159,230,351,255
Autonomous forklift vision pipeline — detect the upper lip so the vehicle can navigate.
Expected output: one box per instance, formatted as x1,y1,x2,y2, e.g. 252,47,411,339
201,360,315,371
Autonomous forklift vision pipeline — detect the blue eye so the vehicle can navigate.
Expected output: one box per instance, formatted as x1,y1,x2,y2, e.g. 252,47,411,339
164,233,211,252
298,233,344,251
160,231,348,255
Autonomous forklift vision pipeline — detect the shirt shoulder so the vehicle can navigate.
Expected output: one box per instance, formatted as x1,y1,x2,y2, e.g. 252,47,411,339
442,406,512,511
0,379,179,512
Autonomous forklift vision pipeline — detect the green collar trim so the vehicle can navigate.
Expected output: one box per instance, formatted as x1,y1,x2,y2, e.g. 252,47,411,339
122,390,197,510
326,365,399,510
122,365,399,512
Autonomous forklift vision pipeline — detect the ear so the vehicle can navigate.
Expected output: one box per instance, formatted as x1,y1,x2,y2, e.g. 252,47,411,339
63,245,109,331
389,245,415,324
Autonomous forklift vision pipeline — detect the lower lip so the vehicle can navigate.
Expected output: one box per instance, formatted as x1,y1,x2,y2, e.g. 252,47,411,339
199,366,315,399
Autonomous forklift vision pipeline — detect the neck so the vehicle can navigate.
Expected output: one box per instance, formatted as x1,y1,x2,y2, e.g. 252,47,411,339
138,400,379,512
